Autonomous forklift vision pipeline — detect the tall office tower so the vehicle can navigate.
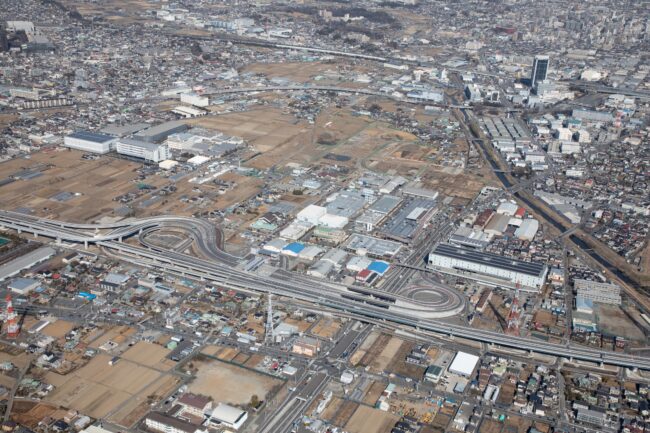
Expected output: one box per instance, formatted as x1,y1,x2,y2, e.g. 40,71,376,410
530,55,549,88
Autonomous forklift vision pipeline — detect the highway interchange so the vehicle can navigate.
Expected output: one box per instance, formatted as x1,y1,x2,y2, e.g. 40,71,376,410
2,210,650,370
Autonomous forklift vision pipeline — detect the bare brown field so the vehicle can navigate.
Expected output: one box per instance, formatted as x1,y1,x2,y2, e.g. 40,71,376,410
0,150,142,222
44,353,167,419
188,357,283,406
345,405,399,433
310,317,341,339
88,325,137,350
120,341,173,371
41,320,75,339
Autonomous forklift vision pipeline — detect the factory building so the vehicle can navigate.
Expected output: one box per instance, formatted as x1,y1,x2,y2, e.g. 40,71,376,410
574,279,621,305
64,131,117,154
134,120,188,143
428,243,548,290
116,138,171,163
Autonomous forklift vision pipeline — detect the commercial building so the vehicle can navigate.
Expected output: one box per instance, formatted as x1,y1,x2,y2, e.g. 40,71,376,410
428,243,548,290
64,131,117,154
116,138,171,163
531,55,549,89
574,279,621,305
207,404,248,430
449,351,480,377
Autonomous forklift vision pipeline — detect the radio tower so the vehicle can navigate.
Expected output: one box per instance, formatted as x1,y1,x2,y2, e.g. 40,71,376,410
5,294,20,339
505,285,521,336
265,293,274,344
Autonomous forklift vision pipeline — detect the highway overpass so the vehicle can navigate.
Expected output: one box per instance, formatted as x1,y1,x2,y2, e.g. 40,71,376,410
2,211,650,370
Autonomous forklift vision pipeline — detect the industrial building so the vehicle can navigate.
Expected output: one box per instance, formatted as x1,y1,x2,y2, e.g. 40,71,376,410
134,120,188,143
7,277,40,295
428,243,548,290
574,279,621,305
64,131,117,154
116,138,171,163
0,247,55,282
380,198,436,243
354,195,402,232
344,234,402,259
449,351,480,377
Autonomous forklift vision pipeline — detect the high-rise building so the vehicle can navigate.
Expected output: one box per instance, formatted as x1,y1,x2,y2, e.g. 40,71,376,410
530,55,549,88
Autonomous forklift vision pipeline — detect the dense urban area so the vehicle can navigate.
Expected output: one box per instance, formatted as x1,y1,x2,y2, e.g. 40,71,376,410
0,1,649,433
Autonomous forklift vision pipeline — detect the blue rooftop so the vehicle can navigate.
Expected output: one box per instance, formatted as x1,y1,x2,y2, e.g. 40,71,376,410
367,261,390,275
283,242,305,254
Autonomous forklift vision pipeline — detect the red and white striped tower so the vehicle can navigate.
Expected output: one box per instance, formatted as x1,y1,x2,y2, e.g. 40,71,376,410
5,294,20,339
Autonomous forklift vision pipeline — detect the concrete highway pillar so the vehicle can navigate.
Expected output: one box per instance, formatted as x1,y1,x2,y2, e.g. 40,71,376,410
17,229,21,234
56,237,61,245
119,236,123,242
84,240,88,249
139,228,143,234
34,232,38,238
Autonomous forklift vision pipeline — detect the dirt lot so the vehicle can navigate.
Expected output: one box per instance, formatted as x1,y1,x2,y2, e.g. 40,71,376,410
361,335,404,373
387,341,427,380
11,402,59,429
345,405,399,433
596,304,645,341
188,356,283,406
44,353,168,420
41,320,75,339
88,325,137,350
310,317,341,340
363,381,386,405
331,400,359,427
120,341,174,371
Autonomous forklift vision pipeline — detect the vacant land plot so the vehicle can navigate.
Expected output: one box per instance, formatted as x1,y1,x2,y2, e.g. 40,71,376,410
388,342,427,380
120,341,173,371
310,318,341,339
363,335,403,373
11,402,58,429
332,400,359,427
345,405,399,433
88,325,137,350
41,320,75,339
596,304,645,341
188,357,283,406
362,381,386,405
44,353,167,420
0,150,143,222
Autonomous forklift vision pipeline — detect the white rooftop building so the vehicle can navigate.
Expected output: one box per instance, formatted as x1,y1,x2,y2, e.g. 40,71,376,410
116,138,171,162
449,351,480,376
208,403,248,430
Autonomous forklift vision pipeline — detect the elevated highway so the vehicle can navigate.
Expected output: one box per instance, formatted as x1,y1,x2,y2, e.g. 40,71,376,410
2,211,650,369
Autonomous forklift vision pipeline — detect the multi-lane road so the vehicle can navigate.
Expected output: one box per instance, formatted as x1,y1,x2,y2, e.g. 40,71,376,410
2,211,650,370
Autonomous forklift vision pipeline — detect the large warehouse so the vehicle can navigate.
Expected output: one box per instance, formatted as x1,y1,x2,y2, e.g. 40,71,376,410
116,138,171,162
64,130,117,154
428,243,548,290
